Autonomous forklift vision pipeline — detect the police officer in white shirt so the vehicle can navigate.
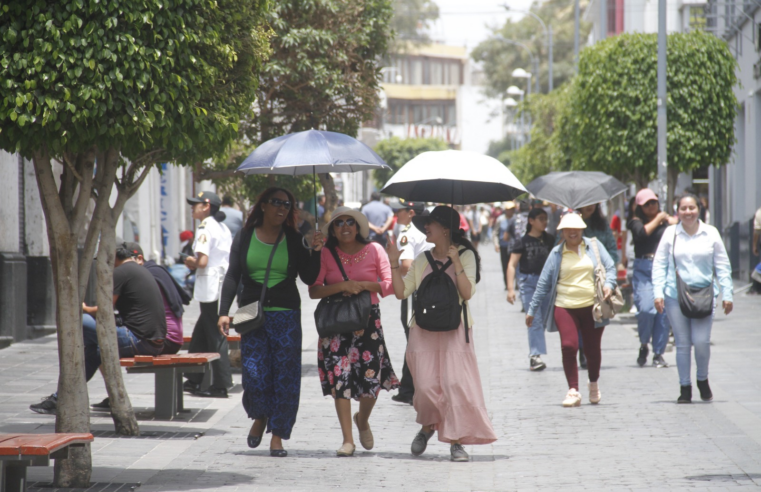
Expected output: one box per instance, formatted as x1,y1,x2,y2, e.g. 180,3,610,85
184,191,233,398
388,200,432,404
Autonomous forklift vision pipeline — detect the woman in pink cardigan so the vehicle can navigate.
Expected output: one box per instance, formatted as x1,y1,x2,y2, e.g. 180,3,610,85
309,207,399,457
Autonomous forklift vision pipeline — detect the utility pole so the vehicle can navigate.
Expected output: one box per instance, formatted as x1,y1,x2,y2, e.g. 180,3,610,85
548,25,554,91
657,0,668,201
599,0,607,41
574,0,580,72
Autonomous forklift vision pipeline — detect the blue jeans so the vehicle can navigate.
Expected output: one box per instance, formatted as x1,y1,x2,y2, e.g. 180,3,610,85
664,296,713,386
632,258,670,354
518,272,548,356
82,314,163,382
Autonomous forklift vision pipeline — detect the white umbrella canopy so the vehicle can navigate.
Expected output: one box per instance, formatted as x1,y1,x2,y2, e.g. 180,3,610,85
380,150,527,205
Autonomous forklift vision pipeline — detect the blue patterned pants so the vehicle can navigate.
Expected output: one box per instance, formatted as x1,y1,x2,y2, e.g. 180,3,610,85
241,310,302,440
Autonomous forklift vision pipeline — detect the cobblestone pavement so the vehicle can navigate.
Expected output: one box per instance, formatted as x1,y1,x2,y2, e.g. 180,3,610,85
1,246,760,491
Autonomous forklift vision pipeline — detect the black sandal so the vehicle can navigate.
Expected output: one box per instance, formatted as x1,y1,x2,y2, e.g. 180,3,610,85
247,419,268,448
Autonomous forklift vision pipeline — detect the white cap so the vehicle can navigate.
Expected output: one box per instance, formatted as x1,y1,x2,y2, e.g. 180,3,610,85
556,213,587,230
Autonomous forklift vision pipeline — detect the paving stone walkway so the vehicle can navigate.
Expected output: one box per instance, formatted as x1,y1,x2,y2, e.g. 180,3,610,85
2,246,760,491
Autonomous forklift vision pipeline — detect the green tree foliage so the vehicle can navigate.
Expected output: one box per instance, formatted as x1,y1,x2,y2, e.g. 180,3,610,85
390,0,439,49
0,1,270,485
561,31,737,186
471,0,591,96
206,0,393,215
372,136,448,189
490,32,736,191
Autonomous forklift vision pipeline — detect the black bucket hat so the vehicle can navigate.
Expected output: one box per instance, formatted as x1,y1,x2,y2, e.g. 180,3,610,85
412,205,460,234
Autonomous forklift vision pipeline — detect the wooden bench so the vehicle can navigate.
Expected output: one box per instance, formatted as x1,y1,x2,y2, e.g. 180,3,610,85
0,433,93,492
121,353,219,419
181,334,240,351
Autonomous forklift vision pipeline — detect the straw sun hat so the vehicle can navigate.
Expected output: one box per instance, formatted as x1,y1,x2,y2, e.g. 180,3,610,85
556,212,587,230
321,206,371,239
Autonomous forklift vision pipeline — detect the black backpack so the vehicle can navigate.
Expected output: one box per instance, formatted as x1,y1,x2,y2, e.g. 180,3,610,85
414,250,470,342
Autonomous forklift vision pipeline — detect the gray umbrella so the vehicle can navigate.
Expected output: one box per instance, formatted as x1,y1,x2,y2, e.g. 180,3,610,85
525,171,628,210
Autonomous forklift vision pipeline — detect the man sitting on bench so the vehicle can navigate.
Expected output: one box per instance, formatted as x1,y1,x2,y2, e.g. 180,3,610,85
30,241,167,415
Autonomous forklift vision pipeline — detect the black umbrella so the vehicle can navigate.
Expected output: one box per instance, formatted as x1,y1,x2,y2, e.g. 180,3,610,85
525,171,628,210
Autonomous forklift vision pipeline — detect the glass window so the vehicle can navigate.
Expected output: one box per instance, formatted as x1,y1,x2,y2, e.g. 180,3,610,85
411,59,423,85
413,105,424,124
449,63,461,85
446,103,456,126
430,61,443,85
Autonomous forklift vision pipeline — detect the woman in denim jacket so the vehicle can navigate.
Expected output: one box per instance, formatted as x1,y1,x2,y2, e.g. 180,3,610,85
527,213,617,407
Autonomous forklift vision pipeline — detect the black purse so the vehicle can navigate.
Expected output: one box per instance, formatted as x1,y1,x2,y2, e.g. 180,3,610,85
672,227,713,319
314,247,372,338
231,229,284,335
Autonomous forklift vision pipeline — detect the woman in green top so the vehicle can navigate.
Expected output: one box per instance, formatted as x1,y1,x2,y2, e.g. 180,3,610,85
218,188,323,457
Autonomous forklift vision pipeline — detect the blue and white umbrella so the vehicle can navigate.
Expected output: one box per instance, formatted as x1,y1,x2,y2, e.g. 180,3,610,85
237,129,388,176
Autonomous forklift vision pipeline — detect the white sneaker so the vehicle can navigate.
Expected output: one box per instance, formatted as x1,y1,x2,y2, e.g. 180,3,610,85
562,389,582,407
588,381,601,404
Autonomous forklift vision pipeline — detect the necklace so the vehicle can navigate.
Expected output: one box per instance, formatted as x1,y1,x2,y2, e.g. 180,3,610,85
336,245,369,265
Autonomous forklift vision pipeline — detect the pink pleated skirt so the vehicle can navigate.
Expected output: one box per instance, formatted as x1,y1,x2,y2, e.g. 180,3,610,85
406,323,497,445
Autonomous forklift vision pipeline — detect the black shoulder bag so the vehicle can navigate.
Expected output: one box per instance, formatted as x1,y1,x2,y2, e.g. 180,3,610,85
231,229,285,334
314,247,373,338
673,227,713,319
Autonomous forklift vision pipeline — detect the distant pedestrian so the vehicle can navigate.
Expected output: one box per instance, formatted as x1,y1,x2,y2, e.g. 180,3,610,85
388,206,497,462
184,191,233,398
309,207,399,457
220,195,243,238
218,187,323,457
494,201,516,289
527,213,616,407
362,192,394,247
628,188,677,368
652,194,733,404
317,195,326,221
576,203,619,264
507,208,555,372
389,200,433,405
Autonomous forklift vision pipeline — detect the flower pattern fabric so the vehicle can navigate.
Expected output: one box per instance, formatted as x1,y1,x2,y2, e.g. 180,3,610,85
318,305,399,400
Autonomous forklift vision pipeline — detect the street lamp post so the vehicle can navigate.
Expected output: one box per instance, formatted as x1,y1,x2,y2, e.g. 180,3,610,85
506,86,524,148
503,5,553,92
656,0,668,202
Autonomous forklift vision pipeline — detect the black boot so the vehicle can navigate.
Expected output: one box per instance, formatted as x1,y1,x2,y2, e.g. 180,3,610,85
696,379,713,402
678,385,692,404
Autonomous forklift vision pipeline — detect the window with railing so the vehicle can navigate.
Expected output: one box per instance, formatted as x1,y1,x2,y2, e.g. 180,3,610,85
382,57,463,85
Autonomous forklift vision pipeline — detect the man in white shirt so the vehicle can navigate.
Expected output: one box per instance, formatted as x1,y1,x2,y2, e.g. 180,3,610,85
184,191,233,398
389,200,432,404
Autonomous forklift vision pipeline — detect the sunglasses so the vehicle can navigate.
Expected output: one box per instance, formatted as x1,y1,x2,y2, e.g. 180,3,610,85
643,199,659,207
333,218,356,228
267,198,292,209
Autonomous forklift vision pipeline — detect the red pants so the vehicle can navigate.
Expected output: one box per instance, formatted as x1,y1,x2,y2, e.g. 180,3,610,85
553,306,605,390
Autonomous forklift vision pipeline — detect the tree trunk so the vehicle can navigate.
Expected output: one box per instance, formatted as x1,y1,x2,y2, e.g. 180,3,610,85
51,242,93,487
319,173,338,224
94,210,140,436
32,153,92,488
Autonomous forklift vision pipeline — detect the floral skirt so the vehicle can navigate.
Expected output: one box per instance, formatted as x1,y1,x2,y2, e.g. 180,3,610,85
318,305,399,400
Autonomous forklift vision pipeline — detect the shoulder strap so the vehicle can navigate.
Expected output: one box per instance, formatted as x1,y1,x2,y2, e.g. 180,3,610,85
590,237,603,265
328,247,350,282
424,250,452,273
672,226,678,274
259,228,285,306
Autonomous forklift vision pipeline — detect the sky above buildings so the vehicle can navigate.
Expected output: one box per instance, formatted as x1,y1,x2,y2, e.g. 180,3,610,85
429,0,536,49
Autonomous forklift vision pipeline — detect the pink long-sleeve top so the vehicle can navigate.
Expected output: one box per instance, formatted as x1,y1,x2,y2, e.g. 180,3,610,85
312,242,393,304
